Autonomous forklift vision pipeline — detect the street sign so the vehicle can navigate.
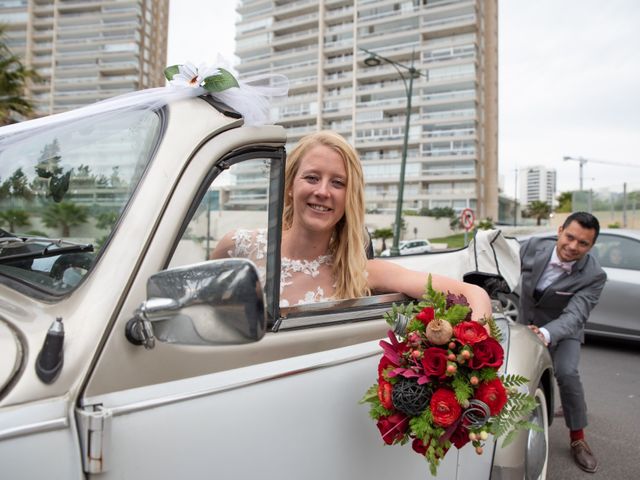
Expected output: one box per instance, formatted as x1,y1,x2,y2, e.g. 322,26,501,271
460,208,475,231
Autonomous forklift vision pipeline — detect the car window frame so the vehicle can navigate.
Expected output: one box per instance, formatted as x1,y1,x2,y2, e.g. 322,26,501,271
165,145,286,324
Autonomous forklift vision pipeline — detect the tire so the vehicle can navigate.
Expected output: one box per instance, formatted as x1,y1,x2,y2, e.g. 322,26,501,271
497,292,520,323
525,386,549,480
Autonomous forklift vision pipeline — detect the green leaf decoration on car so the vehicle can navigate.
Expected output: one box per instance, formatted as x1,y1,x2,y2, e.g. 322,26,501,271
202,68,239,92
164,65,180,81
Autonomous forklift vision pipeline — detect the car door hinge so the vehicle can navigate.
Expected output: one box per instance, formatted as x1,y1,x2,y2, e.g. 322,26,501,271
76,404,112,474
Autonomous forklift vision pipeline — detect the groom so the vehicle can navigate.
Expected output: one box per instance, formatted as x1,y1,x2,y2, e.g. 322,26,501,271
518,212,606,473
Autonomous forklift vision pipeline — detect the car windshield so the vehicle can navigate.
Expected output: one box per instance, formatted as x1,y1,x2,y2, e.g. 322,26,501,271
0,107,163,295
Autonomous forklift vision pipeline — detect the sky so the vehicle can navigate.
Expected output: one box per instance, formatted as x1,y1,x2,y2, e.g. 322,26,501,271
167,0,640,198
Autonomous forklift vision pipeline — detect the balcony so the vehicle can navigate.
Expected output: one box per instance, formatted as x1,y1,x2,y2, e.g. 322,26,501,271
272,28,319,47
422,89,476,104
421,13,477,38
326,6,353,19
424,127,476,138
358,4,421,24
273,11,318,30
422,148,476,158
421,109,475,121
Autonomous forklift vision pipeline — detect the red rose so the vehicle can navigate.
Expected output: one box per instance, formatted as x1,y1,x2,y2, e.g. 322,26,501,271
377,379,394,410
422,347,448,379
469,337,504,369
453,321,488,345
412,437,428,455
475,378,508,415
376,412,409,445
449,421,472,449
416,307,435,326
430,388,462,427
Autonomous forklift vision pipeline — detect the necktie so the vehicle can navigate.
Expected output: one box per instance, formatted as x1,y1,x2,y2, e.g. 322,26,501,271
550,260,572,274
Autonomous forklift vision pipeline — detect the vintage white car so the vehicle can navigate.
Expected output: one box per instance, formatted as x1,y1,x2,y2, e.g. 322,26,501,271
0,90,553,479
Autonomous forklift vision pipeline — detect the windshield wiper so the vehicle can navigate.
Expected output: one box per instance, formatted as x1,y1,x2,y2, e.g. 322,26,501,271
0,236,94,263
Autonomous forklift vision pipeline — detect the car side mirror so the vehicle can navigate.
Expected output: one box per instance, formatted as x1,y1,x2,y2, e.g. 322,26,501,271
125,259,266,349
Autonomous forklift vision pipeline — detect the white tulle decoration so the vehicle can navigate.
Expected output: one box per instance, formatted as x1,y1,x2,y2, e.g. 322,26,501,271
214,73,289,126
0,61,289,149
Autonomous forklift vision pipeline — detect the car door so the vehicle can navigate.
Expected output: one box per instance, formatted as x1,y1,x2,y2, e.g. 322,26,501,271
589,233,640,338
75,130,471,479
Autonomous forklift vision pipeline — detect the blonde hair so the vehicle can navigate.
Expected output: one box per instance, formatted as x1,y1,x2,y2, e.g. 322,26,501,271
283,131,370,299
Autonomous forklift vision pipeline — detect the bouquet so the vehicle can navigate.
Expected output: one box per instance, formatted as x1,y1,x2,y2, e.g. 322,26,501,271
360,276,538,476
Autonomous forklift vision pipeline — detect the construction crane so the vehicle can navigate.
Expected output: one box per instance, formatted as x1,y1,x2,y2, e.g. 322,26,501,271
562,155,640,190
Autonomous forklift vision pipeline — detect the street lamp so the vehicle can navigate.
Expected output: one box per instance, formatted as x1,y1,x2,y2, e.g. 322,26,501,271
360,47,428,255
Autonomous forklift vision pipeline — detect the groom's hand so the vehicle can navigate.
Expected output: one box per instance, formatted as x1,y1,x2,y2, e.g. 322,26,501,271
527,324,549,347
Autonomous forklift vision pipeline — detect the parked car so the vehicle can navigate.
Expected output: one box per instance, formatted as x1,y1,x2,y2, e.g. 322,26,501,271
379,239,432,256
0,91,552,480
504,229,640,342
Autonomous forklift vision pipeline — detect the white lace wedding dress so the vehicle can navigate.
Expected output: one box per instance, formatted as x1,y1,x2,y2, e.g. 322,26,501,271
227,229,336,307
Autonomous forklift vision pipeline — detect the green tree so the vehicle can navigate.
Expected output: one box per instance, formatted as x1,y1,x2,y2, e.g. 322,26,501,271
476,217,494,230
0,26,40,125
556,191,573,213
94,210,118,230
41,201,88,237
526,200,551,226
0,167,34,201
372,227,393,253
0,208,30,232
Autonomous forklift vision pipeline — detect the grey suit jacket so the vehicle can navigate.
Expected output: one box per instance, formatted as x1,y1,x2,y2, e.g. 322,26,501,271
518,236,607,343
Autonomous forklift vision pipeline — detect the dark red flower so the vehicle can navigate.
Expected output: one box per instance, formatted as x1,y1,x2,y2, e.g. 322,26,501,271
446,292,469,308
422,347,448,379
376,412,409,445
430,388,462,427
378,379,394,410
469,337,504,369
475,378,508,415
412,437,428,455
379,331,409,368
412,437,449,458
416,307,435,326
453,321,488,345
449,419,472,449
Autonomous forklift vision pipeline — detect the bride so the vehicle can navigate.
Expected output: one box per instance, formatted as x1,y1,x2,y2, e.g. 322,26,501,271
212,130,491,318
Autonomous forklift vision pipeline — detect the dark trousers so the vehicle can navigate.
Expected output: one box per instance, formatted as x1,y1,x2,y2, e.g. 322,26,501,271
550,338,588,430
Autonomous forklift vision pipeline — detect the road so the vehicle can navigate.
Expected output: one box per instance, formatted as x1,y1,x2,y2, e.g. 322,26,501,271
547,337,640,479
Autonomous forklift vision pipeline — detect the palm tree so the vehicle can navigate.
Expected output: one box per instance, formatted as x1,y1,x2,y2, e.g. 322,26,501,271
372,227,393,253
526,201,552,226
0,208,30,232
0,26,40,125
41,201,88,237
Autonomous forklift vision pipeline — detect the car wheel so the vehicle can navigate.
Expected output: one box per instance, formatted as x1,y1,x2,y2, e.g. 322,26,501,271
497,292,519,322
525,385,549,480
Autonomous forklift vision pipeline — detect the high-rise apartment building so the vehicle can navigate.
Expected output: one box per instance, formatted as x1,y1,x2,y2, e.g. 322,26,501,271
520,165,557,207
235,0,498,219
0,0,169,116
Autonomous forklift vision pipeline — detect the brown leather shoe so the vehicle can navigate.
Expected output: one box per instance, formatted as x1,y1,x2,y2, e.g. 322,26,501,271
571,439,598,473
